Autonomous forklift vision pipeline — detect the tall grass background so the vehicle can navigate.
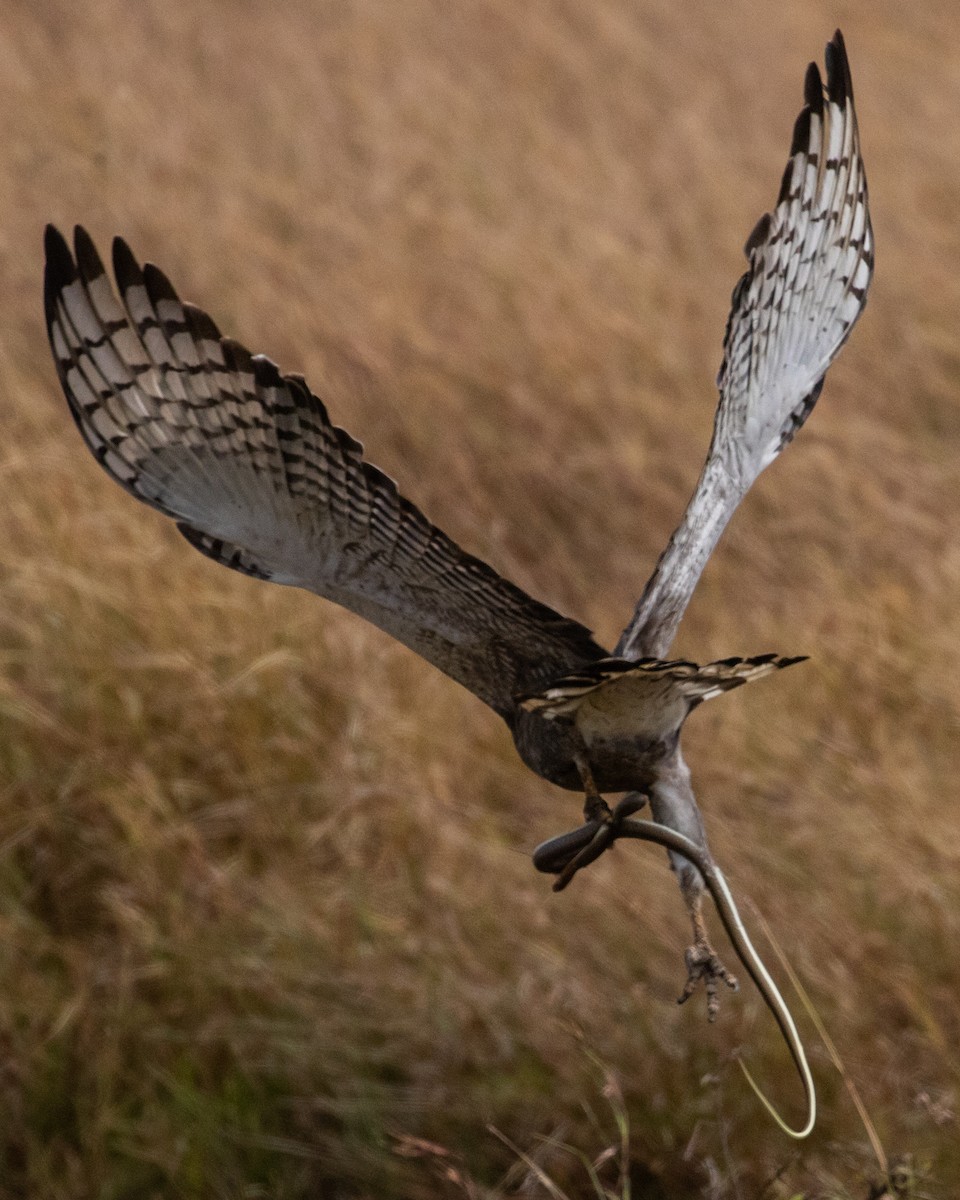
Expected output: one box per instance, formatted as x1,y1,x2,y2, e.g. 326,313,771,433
1,1,958,1195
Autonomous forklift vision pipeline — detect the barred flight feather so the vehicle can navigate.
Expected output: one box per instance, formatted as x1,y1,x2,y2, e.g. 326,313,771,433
617,31,872,662
44,225,607,718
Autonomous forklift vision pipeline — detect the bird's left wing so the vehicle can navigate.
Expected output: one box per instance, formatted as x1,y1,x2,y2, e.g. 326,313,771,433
617,31,872,660
44,226,607,719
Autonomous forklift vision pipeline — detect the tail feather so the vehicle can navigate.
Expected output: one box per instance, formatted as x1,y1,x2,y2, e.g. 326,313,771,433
518,653,807,719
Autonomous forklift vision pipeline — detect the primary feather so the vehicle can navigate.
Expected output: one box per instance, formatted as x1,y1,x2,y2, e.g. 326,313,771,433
44,225,607,719
617,31,872,661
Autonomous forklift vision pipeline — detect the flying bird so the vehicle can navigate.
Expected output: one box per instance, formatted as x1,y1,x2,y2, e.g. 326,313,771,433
44,30,871,1125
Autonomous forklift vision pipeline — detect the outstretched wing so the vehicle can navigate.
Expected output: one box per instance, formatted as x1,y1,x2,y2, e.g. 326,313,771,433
617,31,872,660
44,225,607,719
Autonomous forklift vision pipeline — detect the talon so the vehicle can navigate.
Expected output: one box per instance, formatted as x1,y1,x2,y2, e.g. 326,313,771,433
584,793,613,823
533,792,649,888
678,939,739,1021
574,751,612,825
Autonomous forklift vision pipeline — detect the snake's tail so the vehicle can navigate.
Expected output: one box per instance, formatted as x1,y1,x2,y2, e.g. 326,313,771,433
616,817,816,1138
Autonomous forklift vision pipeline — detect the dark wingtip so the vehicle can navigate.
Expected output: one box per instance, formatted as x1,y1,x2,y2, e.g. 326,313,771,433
44,223,76,282
73,225,106,282
744,211,771,257
779,655,809,668
221,336,254,375
252,352,284,389
111,236,142,291
789,106,811,158
45,222,69,260
825,29,851,105
43,223,76,325
182,300,222,342
803,61,823,115
142,261,180,304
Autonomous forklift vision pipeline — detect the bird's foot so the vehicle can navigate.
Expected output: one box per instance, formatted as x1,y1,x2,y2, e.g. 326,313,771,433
678,936,739,1022
532,793,648,891
583,792,613,823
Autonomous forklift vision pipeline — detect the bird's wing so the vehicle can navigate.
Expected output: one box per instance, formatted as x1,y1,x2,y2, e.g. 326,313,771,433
617,31,872,661
45,226,607,719
518,653,804,737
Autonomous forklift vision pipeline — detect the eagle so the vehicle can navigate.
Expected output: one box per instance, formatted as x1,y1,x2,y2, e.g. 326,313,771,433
45,30,870,1132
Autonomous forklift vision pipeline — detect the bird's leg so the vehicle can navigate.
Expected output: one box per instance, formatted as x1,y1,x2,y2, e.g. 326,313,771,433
539,750,614,890
573,749,611,824
676,867,738,1021
596,814,817,1137
648,749,738,1019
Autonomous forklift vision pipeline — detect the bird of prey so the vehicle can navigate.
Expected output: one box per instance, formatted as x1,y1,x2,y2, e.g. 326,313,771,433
45,30,870,1126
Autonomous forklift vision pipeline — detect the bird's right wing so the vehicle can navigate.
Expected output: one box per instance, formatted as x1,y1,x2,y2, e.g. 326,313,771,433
44,226,607,719
617,31,872,661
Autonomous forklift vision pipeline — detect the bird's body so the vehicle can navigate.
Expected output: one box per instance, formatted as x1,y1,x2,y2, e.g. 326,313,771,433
514,691,679,794
44,30,872,1056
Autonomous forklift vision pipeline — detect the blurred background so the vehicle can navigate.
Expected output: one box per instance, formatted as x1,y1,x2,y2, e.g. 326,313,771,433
1,1,958,1196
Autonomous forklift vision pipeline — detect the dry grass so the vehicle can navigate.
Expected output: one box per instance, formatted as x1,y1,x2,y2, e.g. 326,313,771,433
1,0,958,1195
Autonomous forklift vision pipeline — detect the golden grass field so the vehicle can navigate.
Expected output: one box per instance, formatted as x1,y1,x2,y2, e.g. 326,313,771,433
2,0,959,1195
